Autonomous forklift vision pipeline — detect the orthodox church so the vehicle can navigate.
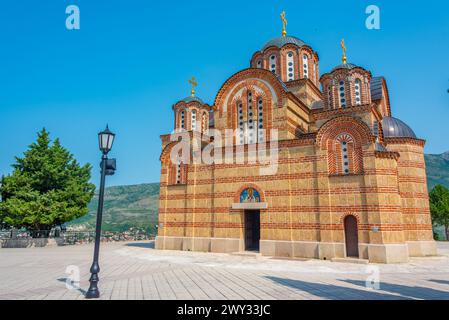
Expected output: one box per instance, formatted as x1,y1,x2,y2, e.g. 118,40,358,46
155,13,436,263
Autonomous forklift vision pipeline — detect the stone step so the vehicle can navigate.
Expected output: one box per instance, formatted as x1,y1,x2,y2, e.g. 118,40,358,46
230,251,260,258
331,257,369,264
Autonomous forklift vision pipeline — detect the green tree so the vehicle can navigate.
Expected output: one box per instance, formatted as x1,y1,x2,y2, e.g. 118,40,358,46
429,184,449,241
0,129,95,236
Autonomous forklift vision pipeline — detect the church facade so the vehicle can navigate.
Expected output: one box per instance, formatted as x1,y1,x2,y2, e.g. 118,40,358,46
155,16,437,263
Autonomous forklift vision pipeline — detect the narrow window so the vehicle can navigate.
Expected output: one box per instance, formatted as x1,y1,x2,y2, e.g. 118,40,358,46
286,52,294,81
247,91,255,144
202,112,208,134
257,98,264,142
191,110,197,131
327,85,332,108
336,133,354,175
238,102,244,145
256,60,262,68
302,54,308,79
354,79,362,106
339,80,346,108
175,160,181,184
180,110,185,129
270,55,277,74
341,141,350,174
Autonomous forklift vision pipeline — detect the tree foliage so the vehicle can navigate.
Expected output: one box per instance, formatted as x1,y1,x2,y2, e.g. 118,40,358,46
429,184,449,241
0,129,95,234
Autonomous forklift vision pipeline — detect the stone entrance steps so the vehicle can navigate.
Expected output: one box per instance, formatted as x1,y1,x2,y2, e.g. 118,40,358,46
331,257,369,264
230,251,261,258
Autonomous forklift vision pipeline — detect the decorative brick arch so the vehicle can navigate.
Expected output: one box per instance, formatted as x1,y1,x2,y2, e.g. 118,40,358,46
214,68,287,115
316,116,374,175
160,141,178,164
233,183,266,203
316,116,374,150
340,212,361,224
225,80,274,132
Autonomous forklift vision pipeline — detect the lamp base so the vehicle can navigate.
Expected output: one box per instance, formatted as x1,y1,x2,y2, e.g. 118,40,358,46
85,287,100,299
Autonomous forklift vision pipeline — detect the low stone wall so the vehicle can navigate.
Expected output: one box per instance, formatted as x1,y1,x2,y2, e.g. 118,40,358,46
0,238,65,249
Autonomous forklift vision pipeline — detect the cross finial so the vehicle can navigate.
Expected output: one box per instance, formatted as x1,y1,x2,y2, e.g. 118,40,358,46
188,76,198,97
280,11,287,37
341,39,347,65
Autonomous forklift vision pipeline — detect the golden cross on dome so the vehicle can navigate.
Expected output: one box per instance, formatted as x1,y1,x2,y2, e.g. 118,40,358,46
188,76,198,97
280,11,287,37
341,39,347,65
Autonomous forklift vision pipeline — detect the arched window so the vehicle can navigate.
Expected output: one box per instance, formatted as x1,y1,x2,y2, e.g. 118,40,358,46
237,102,244,145
327,85,332,108
286,52,294,81
339,80,347,108
247,91,255,144
191,110,197,131
201,112,208,134
175,160,181,183
336,133,354,175
236,92,264,145
179,110,185,129
302,54,309,79
354,79,362,106
168,159,187,185
256,60,262,68
269,55,277,74
257,98,264,142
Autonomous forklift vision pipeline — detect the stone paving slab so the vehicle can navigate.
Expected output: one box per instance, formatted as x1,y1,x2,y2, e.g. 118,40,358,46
1,241,449,300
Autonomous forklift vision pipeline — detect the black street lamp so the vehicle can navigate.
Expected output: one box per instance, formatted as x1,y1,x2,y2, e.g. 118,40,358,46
85,125,117,299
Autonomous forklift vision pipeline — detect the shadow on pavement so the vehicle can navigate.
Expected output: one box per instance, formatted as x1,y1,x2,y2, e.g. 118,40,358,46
57,278,87,295
428,279,449,286
265,276,408,300
340,279,449,300
125,241,155,249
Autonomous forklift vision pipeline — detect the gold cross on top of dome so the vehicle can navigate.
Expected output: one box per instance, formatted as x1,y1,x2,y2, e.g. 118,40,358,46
188,76,198,97
281,11,287,37
341,39,347,65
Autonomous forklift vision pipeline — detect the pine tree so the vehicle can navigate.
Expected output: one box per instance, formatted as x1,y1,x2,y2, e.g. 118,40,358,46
0,129,95,236
429,185,449,241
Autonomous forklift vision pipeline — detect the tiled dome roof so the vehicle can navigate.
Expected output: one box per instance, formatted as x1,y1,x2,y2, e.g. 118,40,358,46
382,116,417,139
262,36,307,51
331,63,359,72
181,96,204,104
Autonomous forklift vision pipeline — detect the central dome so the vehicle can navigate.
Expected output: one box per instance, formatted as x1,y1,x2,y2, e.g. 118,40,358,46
262,36,307,51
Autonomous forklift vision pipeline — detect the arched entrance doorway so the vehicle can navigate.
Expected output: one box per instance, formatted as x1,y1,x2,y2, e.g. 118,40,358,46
344,215,359,258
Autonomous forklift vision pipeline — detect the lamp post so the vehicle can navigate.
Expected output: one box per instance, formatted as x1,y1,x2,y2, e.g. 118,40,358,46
85,125,116,299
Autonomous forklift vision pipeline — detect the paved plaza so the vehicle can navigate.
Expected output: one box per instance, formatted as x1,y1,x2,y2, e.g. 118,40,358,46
1,241,449,300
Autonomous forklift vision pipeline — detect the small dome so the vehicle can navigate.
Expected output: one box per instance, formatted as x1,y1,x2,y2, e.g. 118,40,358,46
331,63,359,72
262,36,307,51
180,96,204,104
382,116,417,138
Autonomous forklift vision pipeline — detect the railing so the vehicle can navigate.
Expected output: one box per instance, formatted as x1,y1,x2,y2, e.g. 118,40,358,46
0,229,156,245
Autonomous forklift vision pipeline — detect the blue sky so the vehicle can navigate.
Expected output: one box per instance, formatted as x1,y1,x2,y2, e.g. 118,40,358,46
0,0,448,186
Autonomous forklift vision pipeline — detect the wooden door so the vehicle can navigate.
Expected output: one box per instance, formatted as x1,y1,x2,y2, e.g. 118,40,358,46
344,215,359,257
245,210,260,251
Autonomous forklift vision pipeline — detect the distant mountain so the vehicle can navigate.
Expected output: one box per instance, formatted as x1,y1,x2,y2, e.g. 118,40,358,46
68,183,160,233
425,152,449,191
68,152,449,235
